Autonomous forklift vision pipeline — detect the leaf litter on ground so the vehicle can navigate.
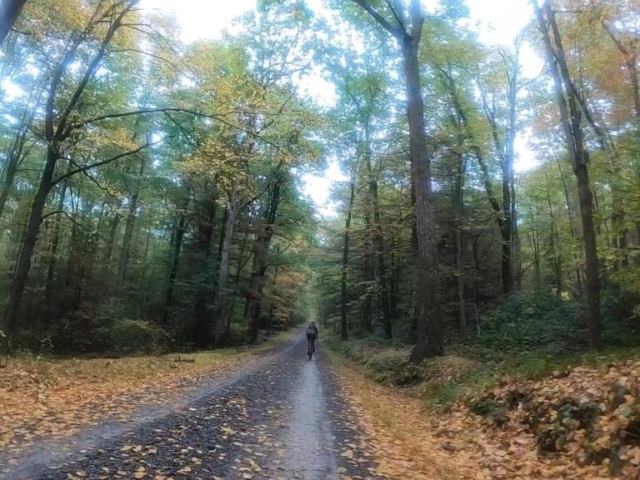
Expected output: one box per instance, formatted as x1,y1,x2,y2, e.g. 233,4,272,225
0,330,297,460
334,354,640,479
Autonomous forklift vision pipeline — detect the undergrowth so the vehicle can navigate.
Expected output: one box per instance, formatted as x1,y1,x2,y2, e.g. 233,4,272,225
324,291,640,411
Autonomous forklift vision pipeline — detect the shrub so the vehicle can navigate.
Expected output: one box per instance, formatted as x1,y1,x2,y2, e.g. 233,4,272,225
424,381,464,411
366,348,419,386
96,319,168,355
474,292,584,359
600,288,640,346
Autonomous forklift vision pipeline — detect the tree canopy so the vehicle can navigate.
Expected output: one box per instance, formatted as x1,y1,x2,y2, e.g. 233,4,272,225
0,0,638,359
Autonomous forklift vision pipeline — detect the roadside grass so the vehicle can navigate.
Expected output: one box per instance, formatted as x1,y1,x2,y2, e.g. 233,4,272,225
0,329,297,455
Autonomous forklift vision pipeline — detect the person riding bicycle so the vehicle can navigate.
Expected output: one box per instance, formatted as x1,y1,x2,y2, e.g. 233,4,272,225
306,321,318,353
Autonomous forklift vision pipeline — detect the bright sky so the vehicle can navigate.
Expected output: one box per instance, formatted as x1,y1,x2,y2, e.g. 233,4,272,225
140,0,256,43
140,0,540,216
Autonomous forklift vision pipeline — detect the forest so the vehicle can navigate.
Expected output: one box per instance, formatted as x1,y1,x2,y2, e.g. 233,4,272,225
0,0,638,365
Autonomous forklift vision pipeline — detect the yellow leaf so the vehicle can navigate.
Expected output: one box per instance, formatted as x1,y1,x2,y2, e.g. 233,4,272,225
341,449,354,458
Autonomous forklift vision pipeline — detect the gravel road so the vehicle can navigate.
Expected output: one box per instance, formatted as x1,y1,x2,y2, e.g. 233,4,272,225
2,334,386,480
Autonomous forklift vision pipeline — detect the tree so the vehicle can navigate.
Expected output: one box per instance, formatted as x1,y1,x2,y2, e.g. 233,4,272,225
350,0,443,361
532,0,603,349
3,0,145,334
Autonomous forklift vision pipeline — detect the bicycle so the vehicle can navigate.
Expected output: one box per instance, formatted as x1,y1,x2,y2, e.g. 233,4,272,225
307,339,315,360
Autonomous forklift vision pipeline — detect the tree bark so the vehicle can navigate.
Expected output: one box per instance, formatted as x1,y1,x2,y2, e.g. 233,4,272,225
163,195,189,325
45,176,69,316
118,154,146,289
452,150,466,335
403,39,443,361
341,180,356,341
361,204,374,334
192,186,217,349
214,195,240,344
0,0,27,45
0,114,31,221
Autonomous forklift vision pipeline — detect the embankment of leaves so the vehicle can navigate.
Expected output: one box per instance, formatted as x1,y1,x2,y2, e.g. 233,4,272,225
464,360,640,476
326,334,640,477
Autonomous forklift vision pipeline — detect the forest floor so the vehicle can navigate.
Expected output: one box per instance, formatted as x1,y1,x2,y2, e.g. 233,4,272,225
327,340,640,480
0,332,385,480
0,330,297,475
5,329,638,480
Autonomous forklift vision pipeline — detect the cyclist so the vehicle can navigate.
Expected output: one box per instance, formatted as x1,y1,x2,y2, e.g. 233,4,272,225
306,321,318,353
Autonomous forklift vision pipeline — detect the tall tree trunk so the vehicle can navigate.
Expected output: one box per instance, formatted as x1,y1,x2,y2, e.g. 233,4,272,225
453,151,466,335
407,177,418,342
140,229,151,283
266,246,280,333
2,147,56,333
403,39,443,361
226,232,252,340
0,120,31,221
362,119,392,338
214,195,240,344
576,164,602,347
512,177,521,291
163,195,189,326
370,176,392,339
45,176,69,317
389,235,399,321
102,206,121,273
118,155,146,289
340,180,356,341
351,0,442,361
545,171,563,297
247,172,284,343
361,207,374,334
534,0,602,349
192,187,217,349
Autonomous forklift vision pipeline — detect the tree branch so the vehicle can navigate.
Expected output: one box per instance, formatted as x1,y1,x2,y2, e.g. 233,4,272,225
75,107,283,150
40,210,91,233
350,0,404,39
57,1,140,140
385,0,406,32
52,142,154,186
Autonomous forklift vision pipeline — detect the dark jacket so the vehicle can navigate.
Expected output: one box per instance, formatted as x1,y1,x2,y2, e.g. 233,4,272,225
307,324,318,338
